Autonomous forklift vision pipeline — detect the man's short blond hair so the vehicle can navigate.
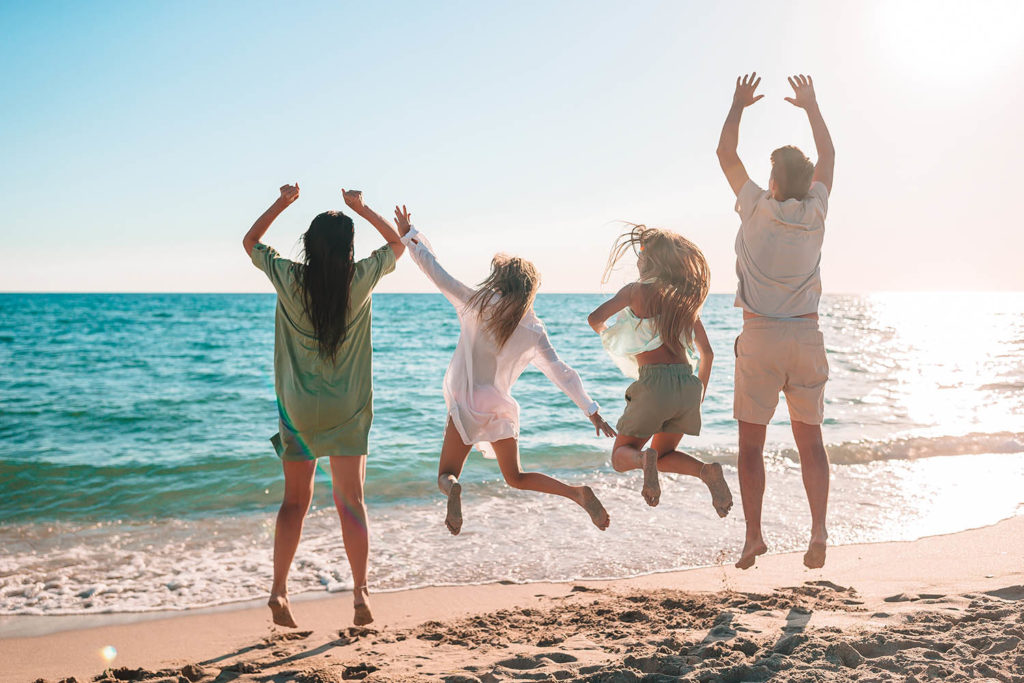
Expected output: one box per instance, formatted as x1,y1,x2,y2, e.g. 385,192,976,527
770,146,815,200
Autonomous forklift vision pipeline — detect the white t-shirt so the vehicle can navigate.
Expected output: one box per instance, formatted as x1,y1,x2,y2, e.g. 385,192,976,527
734,179,828,317
400,226,599,458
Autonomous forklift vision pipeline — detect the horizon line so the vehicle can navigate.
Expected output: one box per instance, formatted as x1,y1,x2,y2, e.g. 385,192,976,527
3,290,1023,296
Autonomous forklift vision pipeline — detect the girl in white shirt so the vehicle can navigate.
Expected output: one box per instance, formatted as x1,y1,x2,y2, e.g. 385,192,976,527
393,206,616,534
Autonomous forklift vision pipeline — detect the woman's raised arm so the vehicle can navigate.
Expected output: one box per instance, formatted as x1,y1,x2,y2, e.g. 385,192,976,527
393,205,475,308
342,189,406,260
242,183,300,256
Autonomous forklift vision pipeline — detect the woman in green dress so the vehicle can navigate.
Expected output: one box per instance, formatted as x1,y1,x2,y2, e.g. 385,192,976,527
243,183,405,628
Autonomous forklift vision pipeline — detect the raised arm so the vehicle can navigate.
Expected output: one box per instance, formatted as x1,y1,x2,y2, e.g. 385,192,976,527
716,73,763,197
533,330,615,437
692,317,713,401
342,189,406,260
587,284,635,333
392,205,475,307
242,183,299,256
785,74,834,193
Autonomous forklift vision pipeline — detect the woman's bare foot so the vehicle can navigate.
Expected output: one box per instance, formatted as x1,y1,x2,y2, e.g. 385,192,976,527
641,448,661,507
699,463,733,518
579,486,610,530
353,585,373,626
735,538,768,570
803,531,828,569
445,482,463,535
268,593,298,628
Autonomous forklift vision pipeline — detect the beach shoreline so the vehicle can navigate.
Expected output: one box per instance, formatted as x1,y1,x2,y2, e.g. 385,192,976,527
5,514,1023,682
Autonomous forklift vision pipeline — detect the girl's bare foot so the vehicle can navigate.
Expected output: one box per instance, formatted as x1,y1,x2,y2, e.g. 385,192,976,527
445,482,463,535
735,538,768,570
353,585,373,626
699,463,733,518
579,486,610,530
268,593,298,628
641,448,661,507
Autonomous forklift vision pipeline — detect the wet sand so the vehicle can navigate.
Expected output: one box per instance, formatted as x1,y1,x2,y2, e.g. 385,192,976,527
5,515,1024,682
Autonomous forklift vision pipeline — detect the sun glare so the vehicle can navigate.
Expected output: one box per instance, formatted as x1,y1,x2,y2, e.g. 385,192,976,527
876,0,1024,81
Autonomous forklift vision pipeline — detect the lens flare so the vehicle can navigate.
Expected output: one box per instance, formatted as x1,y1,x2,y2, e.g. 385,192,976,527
100,645,117,663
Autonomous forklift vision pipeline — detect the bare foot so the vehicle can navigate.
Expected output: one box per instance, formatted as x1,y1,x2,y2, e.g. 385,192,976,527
268,594,298,628
353,586,373,626
579,486,610,530
699,463,733,518
445,482,463,535
641,448,660,507
803,532,827,569
735,539,768,570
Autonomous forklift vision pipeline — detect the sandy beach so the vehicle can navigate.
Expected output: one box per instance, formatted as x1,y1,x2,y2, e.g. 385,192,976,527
4,514,1022,682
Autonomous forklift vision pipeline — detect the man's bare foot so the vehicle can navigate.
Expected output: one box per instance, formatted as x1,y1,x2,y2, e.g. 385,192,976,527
735,538,768,570
268,594,298,628
699,463,733,518
579,486,610,530
803,532,827,569
641,448,660,507
353,585,373,626
445,482,463,535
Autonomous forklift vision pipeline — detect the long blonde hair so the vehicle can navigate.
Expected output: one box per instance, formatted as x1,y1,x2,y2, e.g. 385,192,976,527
602,224,710,358
466,254,540,348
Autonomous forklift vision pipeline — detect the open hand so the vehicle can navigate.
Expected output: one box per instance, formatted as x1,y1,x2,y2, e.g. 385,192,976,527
341,188,365,212
393,205,413,237
732,73,763,108
589,412,617,437
278,183,300,206
784,74,817,109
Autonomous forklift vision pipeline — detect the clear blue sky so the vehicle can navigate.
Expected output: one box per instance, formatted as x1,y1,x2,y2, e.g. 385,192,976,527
3,0,1023,293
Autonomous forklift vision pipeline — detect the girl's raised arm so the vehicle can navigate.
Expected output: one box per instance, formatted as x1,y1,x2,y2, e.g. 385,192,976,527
393,205,475,308
587,284,636,333
243,183,300,256
342,189,406,260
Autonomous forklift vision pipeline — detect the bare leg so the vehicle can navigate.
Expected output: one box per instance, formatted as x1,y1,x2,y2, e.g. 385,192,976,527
269,459,317,628
736,421,769,569
438,417,472,535
792,420,830,568
610,434,659,506
492,437,609,530
650,433,733,518
329,455,372,626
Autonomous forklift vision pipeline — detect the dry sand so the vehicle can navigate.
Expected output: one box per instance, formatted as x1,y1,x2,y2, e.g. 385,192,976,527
4,515,1024,682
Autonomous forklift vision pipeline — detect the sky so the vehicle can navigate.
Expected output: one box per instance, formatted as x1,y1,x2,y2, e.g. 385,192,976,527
2,0,1023,294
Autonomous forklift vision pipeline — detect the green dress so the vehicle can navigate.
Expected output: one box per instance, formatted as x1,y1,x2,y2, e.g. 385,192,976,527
251,242,396,459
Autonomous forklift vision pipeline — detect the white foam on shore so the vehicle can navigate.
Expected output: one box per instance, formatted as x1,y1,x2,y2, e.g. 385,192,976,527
2,449,1024,617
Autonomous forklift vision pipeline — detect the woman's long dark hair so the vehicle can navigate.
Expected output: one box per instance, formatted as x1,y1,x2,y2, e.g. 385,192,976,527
296,211,355,361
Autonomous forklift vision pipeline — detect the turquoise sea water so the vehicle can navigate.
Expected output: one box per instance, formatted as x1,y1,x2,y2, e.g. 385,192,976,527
2,292,1024,614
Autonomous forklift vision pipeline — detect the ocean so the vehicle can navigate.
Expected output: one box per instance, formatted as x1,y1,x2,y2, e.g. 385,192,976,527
2,292,1023,616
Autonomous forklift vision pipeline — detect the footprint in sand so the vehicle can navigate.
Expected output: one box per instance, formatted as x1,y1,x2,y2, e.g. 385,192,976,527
494,655,544,670
984,585,1024,601
537,652,578,663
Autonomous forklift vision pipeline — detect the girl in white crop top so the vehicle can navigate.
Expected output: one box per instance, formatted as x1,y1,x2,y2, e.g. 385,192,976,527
394,206,616,535
588,225,733,517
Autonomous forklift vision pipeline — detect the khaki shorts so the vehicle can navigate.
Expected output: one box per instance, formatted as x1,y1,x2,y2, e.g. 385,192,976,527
733,318,828,425
617,364,703,439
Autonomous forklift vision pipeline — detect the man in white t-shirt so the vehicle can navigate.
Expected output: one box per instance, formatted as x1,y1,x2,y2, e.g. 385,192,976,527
716,73,835,571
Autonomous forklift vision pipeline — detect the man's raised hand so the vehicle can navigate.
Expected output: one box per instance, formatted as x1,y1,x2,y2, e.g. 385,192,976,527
784,74,818,109
733,73,764,108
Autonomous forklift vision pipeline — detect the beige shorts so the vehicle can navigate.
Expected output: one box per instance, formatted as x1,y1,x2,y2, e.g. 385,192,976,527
733,318,828,425
617,363,703,439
